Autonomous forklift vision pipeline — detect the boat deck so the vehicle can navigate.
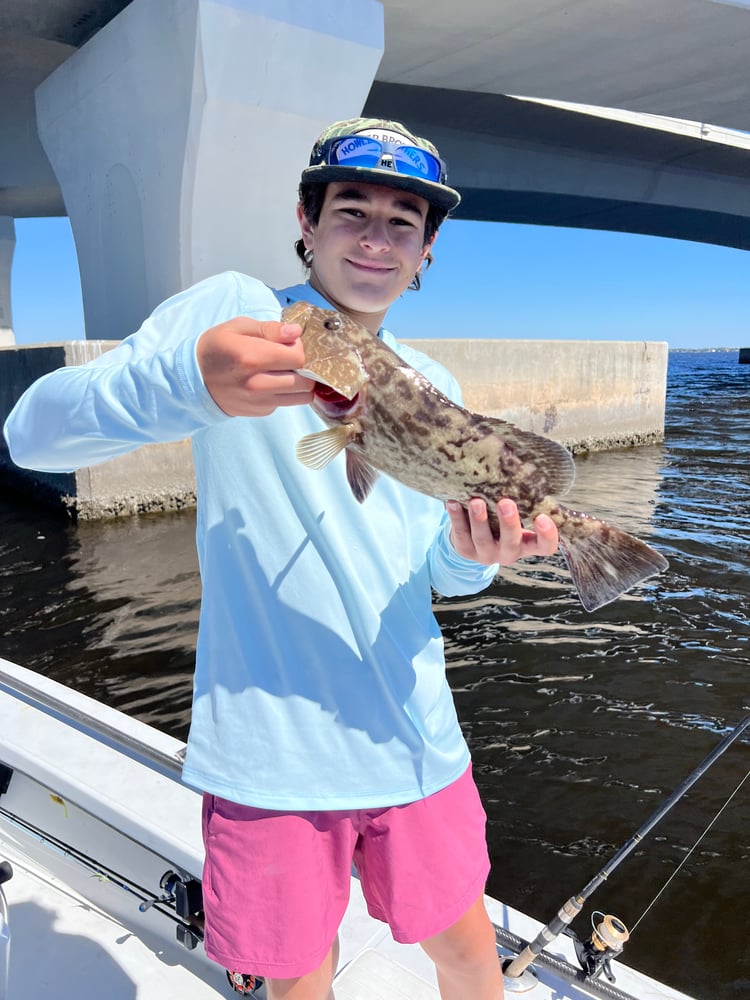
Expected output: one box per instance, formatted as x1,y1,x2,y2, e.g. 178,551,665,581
4,845,696,1000
3,845,225,998
0,658,695,1000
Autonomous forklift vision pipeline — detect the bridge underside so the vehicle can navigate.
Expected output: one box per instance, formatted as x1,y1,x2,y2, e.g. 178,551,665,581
2,0,749,344
365,83,750,251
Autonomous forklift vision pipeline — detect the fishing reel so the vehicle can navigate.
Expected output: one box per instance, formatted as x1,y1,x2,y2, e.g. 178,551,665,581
573,911,630,983
225,969,264,994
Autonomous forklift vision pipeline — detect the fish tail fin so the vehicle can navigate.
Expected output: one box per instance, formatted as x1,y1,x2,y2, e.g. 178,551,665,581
545,500,669,612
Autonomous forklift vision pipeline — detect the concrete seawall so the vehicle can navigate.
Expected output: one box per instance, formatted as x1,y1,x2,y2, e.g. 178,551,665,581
405,339,668,453
0,341,196,518
0,338,667,519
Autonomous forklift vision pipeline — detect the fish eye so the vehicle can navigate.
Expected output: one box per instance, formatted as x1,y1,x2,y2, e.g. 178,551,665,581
324,317,342,331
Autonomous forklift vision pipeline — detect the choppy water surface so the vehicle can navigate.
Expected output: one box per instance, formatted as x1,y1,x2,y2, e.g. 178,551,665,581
1,350,748,998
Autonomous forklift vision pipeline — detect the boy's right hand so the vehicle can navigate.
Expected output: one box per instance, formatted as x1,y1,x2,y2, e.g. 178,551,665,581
197,318,314,417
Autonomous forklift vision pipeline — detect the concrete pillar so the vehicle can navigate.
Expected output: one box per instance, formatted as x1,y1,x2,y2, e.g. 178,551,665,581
34,0,384,341
0,218,14,346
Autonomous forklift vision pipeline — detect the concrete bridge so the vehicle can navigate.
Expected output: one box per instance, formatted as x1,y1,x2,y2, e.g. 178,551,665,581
1,0,750,345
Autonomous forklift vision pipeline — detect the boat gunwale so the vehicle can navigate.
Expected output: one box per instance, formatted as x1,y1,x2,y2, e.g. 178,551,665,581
0,659,185,782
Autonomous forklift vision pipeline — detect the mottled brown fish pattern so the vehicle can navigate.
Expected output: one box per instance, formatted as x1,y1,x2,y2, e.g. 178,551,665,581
283,301,668,612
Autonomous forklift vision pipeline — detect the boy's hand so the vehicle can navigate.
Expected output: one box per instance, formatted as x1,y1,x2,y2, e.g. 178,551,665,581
446,497,559,566
197,318,314,417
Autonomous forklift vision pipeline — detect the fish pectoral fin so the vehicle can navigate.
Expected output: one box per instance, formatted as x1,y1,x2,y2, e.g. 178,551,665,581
296,427,356,469
345,451,379,503
296,428,378,501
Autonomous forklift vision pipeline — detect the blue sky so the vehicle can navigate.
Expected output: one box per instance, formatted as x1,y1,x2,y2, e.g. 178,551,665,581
10,215,749,349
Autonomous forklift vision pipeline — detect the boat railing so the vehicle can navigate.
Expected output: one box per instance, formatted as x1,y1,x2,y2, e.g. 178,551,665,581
0,860,11,1000
0,661,185,783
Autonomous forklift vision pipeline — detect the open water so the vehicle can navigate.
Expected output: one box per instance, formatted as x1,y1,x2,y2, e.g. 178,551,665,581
1,349,748,999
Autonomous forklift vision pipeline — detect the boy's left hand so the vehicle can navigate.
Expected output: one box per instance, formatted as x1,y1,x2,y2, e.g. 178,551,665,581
446,498,559,566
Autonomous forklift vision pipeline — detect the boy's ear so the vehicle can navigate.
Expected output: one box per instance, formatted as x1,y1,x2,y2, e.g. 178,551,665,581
422,229,438,260
297,202,314,247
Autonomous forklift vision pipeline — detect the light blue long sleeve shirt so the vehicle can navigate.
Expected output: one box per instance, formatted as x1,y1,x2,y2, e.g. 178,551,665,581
4,273,499,808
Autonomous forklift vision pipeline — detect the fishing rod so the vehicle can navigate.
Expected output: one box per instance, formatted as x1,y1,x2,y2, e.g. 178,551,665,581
504,714,750,984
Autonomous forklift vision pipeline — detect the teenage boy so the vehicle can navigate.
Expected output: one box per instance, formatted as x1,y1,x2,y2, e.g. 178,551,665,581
5,118,558,1000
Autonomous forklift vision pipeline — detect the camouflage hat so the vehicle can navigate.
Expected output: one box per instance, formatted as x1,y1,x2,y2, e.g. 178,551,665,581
301,117,461,213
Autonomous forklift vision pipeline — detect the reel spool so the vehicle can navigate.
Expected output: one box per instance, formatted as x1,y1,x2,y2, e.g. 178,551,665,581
574,912,630,983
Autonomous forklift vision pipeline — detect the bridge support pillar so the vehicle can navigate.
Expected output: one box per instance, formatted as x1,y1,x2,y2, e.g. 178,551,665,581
34,0,383,341
0,218,14,346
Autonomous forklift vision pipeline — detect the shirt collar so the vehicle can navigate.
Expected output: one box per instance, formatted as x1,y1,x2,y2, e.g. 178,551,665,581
275,282,331,311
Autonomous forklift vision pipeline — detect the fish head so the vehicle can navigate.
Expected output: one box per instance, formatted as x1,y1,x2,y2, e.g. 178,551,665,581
282,301,369,402
285,301,380,500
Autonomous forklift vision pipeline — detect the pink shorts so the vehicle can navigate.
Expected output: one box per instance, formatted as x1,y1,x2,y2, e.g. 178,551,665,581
201,765,490,979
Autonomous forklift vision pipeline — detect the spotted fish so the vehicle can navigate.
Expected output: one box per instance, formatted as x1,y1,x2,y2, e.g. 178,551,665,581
282,301,668,612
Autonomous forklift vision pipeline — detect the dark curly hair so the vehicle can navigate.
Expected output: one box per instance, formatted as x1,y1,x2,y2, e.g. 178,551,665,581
294,181,447,290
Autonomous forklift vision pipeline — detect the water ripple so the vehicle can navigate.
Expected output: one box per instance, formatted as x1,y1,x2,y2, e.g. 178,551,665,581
0,350,748,998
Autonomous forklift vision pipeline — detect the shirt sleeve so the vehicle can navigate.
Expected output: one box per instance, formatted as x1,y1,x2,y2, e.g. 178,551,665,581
427,514,499,596
3,272,280,473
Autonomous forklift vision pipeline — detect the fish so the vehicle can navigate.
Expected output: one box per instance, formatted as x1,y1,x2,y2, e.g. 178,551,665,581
282,301,668,612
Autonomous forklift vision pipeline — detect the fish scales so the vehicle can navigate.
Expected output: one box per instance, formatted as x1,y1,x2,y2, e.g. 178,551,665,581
283,301,668,612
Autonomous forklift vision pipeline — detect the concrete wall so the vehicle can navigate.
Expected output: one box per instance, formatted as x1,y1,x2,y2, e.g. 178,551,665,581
34,0,384,341
0,218,14,345
0,341,196,518
0,337,667,519
405,338,668,453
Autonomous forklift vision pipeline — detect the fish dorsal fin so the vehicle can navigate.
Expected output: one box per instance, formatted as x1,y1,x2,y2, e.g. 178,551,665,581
482,416,576,496
346,451,379,503
526,432,575,496
296,427,355,469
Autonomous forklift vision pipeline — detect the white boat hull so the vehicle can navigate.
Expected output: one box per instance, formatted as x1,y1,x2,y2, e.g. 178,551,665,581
0,658,695,1000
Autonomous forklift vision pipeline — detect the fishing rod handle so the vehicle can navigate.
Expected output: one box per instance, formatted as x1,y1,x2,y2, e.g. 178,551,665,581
504,896,582,978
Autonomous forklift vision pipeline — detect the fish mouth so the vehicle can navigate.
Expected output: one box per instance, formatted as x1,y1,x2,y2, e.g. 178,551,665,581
313,383,361,418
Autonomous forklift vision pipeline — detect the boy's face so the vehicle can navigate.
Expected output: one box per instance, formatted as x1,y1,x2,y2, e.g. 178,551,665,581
297,181,435,331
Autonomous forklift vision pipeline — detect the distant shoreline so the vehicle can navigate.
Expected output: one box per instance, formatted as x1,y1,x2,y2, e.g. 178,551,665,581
670,346,743,353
